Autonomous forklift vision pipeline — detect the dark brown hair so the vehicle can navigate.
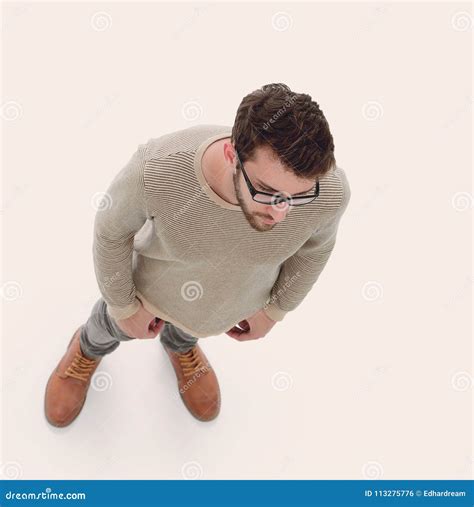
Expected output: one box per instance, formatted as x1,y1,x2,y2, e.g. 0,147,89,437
231,83,336,180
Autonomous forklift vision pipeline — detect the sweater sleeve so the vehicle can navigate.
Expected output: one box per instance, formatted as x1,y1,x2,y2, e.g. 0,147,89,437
92,144,151,321
262,167,351,322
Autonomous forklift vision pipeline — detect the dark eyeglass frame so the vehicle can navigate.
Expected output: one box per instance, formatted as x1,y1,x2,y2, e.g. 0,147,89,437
235,150,320,206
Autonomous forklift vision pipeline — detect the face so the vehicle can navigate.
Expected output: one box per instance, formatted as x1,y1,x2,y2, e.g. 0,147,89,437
225,143,316,232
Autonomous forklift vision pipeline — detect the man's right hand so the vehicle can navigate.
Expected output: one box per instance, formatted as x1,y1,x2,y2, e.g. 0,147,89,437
115,298,164,339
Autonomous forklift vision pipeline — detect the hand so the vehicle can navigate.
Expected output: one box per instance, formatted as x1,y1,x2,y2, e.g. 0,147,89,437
225,308,277,341
115,298,165,339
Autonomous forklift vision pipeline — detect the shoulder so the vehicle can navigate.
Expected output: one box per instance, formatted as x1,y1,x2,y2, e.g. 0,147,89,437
313,164,351,214
333,165,351,212
143,124,232,161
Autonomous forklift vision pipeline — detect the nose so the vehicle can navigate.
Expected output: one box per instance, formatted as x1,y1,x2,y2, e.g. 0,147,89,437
265,204,289,223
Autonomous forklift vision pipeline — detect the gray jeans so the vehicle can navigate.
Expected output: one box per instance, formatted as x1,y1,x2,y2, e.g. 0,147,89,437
79,297,198,359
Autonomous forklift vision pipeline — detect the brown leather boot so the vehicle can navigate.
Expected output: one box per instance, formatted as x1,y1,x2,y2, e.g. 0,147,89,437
162,343,221,421
44,326,102,427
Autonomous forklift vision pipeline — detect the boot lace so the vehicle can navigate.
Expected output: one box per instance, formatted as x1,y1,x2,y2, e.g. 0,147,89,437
65,352,99,382
178,348,210,378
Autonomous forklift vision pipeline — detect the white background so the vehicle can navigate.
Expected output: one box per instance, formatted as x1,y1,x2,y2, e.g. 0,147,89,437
1,1,472,479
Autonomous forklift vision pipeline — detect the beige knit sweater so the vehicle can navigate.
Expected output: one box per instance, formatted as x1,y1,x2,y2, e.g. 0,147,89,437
92,124,351,338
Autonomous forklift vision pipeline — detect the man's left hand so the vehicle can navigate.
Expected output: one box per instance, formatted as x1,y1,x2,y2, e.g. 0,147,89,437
225,308,277,341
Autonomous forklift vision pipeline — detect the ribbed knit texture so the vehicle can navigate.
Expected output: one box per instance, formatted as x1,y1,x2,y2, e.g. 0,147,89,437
92,124,351,338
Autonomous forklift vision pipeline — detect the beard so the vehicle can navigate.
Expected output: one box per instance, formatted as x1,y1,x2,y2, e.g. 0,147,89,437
232,166,275,232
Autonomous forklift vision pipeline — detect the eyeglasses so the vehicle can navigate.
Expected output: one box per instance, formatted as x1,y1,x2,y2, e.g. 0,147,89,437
235,150,320,206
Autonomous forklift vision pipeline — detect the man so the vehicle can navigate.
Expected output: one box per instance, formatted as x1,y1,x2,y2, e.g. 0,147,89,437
44,83,351,427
